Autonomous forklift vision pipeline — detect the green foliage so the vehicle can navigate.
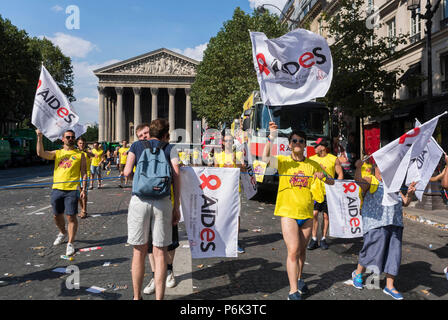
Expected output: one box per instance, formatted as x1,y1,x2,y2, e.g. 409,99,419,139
0,15,75,129
191,7,288,128
82,125,98,142
322,0,409,118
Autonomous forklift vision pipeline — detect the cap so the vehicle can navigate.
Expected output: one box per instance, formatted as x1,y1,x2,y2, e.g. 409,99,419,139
312,138,329,147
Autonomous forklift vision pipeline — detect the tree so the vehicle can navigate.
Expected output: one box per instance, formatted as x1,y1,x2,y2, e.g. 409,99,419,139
0,15,75,131
321,0,409,118
191,7,288,128
82,124,98,142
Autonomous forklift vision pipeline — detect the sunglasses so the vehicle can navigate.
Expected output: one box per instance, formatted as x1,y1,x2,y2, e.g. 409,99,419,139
65,136,76,140
291,138,305,144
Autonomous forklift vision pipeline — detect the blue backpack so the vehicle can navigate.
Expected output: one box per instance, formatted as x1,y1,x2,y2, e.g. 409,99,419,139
132,140,172,198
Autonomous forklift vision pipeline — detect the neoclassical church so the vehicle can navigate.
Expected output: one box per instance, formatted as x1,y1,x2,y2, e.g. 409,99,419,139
94,48,199,143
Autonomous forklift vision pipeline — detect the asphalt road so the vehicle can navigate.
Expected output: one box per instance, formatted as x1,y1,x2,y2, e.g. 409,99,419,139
0,165,447,301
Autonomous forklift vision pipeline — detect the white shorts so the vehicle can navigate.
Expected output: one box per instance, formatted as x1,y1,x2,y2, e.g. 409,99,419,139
127,195,173,247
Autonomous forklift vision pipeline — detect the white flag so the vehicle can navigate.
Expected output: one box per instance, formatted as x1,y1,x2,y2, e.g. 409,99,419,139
326,182,363,238
180,167,240,258
405,120,444,201
32,65,80,142
250,28,333,106
372,112,446,198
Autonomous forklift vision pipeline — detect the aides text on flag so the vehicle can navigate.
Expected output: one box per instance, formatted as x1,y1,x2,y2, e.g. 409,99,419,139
250,28,333,106
32,65,80,142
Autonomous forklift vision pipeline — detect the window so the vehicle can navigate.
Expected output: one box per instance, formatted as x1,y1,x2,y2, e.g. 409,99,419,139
387,18,396,51
441,53,448,92
444,0,448,19
410,8,421,43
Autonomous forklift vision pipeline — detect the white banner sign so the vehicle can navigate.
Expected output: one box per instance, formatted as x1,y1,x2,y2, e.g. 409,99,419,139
240,143,258,200
250,28,333,106
180,167,240,258
32,65,80,142
326,182,363,238
405,120,444,201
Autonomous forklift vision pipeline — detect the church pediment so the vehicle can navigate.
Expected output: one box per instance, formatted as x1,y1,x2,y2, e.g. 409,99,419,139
94,48,198,77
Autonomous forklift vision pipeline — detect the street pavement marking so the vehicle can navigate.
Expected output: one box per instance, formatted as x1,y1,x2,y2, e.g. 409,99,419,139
165,230,193,296
27,205,51,215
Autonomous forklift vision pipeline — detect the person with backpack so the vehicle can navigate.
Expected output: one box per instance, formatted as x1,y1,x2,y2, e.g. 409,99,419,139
123,119,181,300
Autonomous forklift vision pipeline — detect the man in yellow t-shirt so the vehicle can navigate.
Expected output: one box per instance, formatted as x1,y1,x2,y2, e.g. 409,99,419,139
308,138,344,250
90,142,104,189
77,137,93,219
36,129,87,257
214,133,245,253
119,140,130,188
262,122,333,300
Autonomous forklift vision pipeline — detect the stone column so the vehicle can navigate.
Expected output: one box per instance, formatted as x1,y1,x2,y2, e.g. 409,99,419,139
111,99,116,141
185,87,192,143
97,86,106,142
150,88,159,121
115,87,125,142
168,88,176,142
133,87,142,141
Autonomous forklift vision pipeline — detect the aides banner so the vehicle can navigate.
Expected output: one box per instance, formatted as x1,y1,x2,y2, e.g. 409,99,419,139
240,143,258,200
250,28,333,106
32,65,80,142
180,167,240,258
326,182,363,238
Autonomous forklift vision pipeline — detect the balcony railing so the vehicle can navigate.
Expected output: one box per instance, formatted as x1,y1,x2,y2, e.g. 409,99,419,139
409,33,421,44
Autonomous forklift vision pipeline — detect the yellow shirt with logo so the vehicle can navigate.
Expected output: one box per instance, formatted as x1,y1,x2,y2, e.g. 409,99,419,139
81,151,92,178
119,147,129,165
53,149,83,190
274,156,323,220
91,148,103,167
215,151,243,192
309,153,337,195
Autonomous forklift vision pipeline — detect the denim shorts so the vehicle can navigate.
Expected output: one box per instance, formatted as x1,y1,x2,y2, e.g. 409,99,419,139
51,189,79,215
90,165,101,176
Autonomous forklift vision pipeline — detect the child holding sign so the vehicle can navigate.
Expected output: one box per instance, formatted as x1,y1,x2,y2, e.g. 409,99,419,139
351,160,416,300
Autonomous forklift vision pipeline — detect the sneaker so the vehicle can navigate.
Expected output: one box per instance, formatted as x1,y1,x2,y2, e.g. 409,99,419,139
143,278,155,295
444,267,448,280
320,239,329,250
66,243,75,256
383,287,403,300
352,271,363,289
237,245,245,254
166,270,176,288
287,291,302,300
298,279,309,295
307,239,319,250
53,232,67,246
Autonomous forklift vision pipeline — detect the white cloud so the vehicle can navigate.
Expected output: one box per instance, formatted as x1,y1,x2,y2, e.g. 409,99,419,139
171,43,208,61
51,5,64,12
71,59,120,124
248,0,290,14
41,33,98,58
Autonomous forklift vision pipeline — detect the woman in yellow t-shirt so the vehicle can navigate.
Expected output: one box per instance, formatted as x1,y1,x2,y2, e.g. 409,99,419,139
262,122,334,300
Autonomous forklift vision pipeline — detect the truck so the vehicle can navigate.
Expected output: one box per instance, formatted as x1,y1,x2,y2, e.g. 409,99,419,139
7,129,62,165
0,139,12,169
241,91,332,187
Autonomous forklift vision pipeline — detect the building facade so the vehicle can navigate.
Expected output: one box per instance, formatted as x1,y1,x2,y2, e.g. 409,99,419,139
94,48,199,144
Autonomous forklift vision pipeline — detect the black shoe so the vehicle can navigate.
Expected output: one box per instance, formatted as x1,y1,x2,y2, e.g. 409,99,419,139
307,239,319,250
320,239,329,250
298,279,309,295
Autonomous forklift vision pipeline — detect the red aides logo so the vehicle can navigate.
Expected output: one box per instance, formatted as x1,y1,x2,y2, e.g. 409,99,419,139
36,88,76,124
256,53,270,76
399,127,420,145
37,80,42,89
343,183,357,194
200,174,221,190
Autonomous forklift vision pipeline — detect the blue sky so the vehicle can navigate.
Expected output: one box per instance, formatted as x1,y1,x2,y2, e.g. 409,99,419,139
0,0,288,124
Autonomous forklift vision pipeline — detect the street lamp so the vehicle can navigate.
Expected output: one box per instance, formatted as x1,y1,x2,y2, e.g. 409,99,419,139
257,3,301,24
406,0,442,120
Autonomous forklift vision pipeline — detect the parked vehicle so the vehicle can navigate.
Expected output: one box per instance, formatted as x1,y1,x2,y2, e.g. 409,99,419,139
0,139,12,168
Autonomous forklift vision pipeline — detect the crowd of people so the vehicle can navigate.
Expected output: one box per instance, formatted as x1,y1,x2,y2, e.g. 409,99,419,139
34,118,448,300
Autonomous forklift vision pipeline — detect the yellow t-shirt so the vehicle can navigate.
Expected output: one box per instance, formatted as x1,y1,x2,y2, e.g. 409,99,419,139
91,149,103,167
119,147,129,165
274,156,323,220
81,151,91,178
309,153,337,195
215,151,243,192
53,149,83,190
